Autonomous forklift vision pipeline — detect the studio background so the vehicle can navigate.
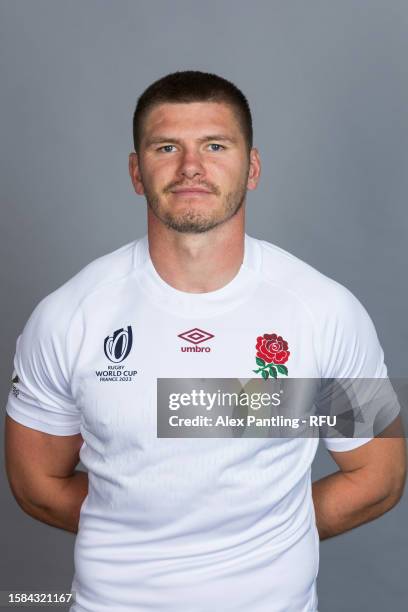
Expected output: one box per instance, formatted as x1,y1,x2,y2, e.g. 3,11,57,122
1,1,407,610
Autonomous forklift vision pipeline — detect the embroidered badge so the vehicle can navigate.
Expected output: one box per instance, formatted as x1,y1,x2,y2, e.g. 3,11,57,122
253,333,290,379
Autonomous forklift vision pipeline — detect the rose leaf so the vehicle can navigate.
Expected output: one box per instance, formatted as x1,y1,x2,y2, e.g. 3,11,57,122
269,366,277,378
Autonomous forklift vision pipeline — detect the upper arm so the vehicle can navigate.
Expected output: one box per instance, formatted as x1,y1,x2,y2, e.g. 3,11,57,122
317,283,403,467
328,416,407,504
5,414,83,506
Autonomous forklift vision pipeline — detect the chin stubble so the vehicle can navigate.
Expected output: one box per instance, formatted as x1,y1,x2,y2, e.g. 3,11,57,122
146,181,247,235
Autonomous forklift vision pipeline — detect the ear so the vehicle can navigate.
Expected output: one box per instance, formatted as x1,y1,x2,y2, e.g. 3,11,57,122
247,147,261,191
129,152,145,195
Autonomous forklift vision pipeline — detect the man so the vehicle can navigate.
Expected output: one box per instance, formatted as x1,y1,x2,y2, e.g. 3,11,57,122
5,71,406,611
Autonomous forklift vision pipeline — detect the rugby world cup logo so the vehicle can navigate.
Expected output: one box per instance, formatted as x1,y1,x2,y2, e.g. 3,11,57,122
104,326,133,363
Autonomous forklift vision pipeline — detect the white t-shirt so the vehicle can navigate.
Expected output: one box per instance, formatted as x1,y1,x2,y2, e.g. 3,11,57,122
6,234,397,612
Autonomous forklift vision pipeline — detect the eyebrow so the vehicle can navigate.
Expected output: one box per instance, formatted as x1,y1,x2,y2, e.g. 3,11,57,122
144,134,238,147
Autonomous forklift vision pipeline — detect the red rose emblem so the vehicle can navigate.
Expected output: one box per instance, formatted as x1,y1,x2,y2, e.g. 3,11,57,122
254,333,290,379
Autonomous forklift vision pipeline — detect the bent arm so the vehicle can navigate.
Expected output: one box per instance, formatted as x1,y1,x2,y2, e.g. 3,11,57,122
312,417,407,540
5,415,88,534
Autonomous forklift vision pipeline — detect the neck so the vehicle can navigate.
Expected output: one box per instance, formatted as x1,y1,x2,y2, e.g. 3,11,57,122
147,208,246,293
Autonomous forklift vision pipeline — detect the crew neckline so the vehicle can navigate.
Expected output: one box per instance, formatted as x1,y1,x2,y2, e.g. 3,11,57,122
133,233,262,318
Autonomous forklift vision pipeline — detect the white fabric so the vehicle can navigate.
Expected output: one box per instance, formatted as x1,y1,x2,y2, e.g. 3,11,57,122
6,234,397,611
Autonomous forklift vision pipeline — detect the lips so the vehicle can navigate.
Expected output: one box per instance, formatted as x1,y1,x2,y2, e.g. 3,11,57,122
171,189,212,194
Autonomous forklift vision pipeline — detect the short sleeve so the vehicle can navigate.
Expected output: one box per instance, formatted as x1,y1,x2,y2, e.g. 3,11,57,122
317,284,400,452
5,294,82,436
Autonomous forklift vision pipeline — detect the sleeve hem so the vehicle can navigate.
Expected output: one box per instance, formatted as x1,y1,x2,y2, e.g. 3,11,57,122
6,404,81,436
322,437,374,452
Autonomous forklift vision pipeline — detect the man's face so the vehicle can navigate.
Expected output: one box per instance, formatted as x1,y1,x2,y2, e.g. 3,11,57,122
129,101,259,234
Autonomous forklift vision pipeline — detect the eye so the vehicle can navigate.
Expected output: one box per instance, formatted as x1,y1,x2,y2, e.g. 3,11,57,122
208,143,225,152
158,145,177,153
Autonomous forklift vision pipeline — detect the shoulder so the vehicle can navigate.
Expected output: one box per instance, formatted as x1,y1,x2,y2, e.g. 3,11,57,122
254,236,366,320
22,239,138,336
252,237,383,376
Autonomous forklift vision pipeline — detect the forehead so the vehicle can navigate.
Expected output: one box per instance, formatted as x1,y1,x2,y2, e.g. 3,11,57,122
142,101,242,140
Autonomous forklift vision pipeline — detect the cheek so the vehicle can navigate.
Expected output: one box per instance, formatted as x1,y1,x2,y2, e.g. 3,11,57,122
206,160,239,186
210,156,248,185
142,164,173,192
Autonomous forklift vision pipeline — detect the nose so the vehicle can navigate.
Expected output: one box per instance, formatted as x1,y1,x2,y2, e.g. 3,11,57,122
177,148,205,180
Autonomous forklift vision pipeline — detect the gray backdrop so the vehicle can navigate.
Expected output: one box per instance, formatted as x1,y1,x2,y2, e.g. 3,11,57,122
1,1,407,610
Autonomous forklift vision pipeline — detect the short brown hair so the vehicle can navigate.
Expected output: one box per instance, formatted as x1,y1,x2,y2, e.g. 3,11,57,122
133,70,253,154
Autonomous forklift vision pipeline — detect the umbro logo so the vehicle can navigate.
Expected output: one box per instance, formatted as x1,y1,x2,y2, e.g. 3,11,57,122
178,328,214,353
178,328,214,345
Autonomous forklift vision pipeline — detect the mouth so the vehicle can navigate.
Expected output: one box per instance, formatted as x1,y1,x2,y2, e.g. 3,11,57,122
171,189,213,195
